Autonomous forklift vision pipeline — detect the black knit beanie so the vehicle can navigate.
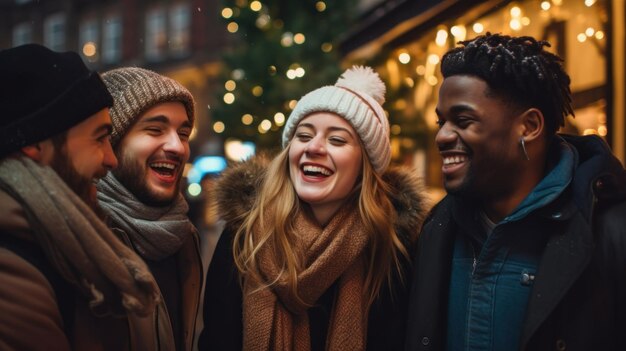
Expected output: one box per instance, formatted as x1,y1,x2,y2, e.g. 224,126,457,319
0,44,113,158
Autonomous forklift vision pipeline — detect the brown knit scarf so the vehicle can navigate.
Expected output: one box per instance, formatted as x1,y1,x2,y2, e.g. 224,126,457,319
243,204,369,351
0,157,159,317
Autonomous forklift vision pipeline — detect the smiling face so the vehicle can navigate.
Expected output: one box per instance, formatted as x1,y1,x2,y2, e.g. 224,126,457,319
113,101,192,206
435,75,525,200
47,108,117,212
288,112,363,225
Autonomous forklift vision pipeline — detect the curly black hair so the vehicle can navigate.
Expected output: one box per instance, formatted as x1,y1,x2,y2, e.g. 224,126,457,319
440,32,574,136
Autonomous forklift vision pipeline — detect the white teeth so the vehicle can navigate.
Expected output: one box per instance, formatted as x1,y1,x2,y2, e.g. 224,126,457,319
302,165,332,176
151,162,176,170
443,155,467,165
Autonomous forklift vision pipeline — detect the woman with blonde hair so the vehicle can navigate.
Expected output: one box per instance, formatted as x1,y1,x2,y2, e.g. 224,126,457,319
199,66,427,351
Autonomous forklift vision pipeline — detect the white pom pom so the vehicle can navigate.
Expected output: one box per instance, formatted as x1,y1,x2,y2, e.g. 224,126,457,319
335,66,386,105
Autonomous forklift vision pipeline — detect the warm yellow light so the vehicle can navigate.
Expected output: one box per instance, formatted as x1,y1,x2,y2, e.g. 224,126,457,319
577,33,587,42
510,6,521,17
252,86,263,97
391,125,402,135
404,77,414,87
540,1,551,11
288,100,297,109
268,65,277,75
552,0,562,6
281,32,293,47
428,54,440,65
585,0,596,6
585,27,595,37
510,18,522,31
221,8,233,18
294,33,305,44
295,67,305,77
259,119,272,132
227,22,239,33
583,128,598,135
316,1,326,11
286,70,296,79
427,76,438,86
398,52,411,64
274,112,285,126
250,1,262,12
521,17,530,26
223,93,235,104
213,121,225,133
598,125,607,136
435,29,448,47
595,31,604,40
450,25,466,41
416,65,426,75
225,80,236,91
321,43,333,52
241,114,253,125
473,22,484,34
82,42,96,57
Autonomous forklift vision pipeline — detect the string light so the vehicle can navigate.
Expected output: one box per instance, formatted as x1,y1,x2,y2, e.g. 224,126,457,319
221,8,233,18
225,80,236,91
274,112,285,126
540,1,551,11
250,1,262,12
227,22,239,33
241,114,253,125
315,1,326,11
223,93,235,104
435,29,448,46
472,22,484,34
321,43,333,52
213,121,225,133
294,33,306,44
398,52,411,64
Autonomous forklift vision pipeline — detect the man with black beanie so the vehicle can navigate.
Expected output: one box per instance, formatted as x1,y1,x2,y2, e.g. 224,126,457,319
0,44,160,350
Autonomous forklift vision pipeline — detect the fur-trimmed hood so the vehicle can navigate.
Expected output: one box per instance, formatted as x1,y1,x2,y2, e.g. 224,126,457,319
209,156,429,246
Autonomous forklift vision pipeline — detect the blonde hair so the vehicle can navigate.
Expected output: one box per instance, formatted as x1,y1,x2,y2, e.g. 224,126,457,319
233,143,408,308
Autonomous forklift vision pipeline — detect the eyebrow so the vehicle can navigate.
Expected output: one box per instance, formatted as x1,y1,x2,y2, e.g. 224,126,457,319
436,103,476,117
93,123,113,137
139,115,193,129
296,123,356,138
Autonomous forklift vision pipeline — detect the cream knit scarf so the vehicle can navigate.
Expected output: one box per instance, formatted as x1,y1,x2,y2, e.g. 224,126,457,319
0,157,159,316
97,173,194,261
243,204,369,351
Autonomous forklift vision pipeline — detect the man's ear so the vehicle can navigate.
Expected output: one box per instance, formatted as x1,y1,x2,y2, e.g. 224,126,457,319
21,140,55,163
518,108,544,142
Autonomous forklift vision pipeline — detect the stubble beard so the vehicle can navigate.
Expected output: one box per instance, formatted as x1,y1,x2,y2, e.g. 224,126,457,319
112,152,181,207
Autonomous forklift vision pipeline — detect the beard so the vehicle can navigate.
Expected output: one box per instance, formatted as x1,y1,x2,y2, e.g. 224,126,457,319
112,152,181,207
49,148,105,219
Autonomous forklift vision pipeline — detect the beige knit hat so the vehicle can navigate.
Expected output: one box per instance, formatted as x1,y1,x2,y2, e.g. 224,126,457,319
282,66,390,173
101,67,195,147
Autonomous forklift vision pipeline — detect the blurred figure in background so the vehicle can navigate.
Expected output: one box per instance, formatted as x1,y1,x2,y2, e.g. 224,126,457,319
199,66,428,350
0,44,159,350
406,33,626,351
99,67,203,351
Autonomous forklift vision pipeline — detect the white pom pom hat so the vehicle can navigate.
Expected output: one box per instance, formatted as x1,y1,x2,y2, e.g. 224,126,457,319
282,66,390,174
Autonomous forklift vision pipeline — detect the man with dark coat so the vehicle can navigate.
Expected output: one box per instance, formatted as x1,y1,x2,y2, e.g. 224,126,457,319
405,33,626,351
0,44,159,350
99,67,203,351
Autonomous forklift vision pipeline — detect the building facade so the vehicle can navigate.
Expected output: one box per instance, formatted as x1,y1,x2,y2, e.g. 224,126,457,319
0,0,230,160
341,0,625,193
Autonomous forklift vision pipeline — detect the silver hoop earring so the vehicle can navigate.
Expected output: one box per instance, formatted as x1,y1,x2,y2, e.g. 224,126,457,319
520,137,530,161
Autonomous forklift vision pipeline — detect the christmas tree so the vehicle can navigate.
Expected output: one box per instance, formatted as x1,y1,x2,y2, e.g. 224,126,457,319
213,0,357,151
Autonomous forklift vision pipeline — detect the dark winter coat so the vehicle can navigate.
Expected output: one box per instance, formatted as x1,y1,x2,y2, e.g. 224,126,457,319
0,190,159,351
405,134,626,351
112,227,204,351
198,157,429,351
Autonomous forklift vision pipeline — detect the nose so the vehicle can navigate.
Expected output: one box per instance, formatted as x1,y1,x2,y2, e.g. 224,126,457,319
305,135,326,156
435,122,457,150
103,139,118,170
162,130,186,155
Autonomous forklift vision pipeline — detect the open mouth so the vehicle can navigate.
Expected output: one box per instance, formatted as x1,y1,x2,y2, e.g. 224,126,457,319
302,164,333,178
442,155,468,166
150,162,178,178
